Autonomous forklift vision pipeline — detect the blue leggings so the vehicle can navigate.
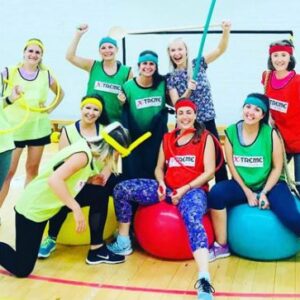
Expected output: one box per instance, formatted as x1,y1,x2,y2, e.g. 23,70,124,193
208,180,300,236
113,179,208,251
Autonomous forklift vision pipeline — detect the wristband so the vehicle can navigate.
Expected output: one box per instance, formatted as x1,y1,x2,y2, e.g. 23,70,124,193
5,96,12,105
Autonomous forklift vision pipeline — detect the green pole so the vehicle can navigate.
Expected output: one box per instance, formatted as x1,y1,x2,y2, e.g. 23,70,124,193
193,0,217,80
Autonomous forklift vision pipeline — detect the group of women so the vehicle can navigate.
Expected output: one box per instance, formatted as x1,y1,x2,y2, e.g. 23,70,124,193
1,20,300,300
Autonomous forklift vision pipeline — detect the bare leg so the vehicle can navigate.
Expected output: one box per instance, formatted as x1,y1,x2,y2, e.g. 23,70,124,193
193,247,209,273
25,146,44,186
118,222,131,236
210,208,227,245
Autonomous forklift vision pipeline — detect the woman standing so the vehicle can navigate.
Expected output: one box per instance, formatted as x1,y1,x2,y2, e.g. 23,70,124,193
108,99,216,300
119,50,169,179
66,24,133,122
0,122,131,278
262,39,300,194
208,93,300,262
166,21,231,182
0,38,64,211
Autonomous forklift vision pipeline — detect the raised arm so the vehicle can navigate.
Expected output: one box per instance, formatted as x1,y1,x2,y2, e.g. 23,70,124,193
65,24,94,72
204,21,231,64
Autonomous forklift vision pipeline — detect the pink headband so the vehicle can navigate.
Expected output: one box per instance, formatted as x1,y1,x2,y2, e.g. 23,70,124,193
175,99,197,112
269,45,293,55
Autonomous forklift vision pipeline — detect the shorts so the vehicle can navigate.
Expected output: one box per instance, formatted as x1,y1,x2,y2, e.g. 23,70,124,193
14,134,51,148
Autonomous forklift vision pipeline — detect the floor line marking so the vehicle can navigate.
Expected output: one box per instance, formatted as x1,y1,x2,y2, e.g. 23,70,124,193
0,269,299,298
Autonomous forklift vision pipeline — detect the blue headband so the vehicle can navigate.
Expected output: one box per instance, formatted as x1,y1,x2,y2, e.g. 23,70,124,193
99,37,118,48
138,53,158,64
244,97,268,113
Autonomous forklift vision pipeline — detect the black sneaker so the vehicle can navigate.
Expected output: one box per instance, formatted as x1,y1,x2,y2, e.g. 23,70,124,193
86,245,125,265
194,278,215,300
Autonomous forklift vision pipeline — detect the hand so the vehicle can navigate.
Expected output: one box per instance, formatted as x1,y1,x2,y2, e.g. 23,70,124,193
258,193,270,210
170,185,189,205
187,79,197,91
221,20,231,32
118,92,126,104
76,24,88,35
97,166,112,186
245,189,258,207
10,85,23,102
72,206,86,233
157,182,166,201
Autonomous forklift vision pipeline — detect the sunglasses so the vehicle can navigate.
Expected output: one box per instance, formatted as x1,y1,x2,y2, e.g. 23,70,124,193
27,49,41,55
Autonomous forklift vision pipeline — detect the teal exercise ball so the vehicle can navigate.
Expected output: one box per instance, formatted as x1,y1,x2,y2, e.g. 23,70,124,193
228,199,300,261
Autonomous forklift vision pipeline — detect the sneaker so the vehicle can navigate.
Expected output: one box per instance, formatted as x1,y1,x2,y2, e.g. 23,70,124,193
86,245,125,265
38,236,56,258
209,241,230,262
195,278,215,300
107,235,133,256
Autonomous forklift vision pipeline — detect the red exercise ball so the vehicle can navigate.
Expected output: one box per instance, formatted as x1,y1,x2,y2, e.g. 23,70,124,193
134,201,215,260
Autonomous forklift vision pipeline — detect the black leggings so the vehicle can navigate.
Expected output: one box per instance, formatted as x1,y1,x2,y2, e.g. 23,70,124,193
203,119,228,182
0,211,47,277
48,175,121,245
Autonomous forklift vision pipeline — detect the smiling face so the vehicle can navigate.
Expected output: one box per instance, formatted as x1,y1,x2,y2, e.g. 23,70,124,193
23,44,43,67
81,103,101,125
271,51,291,72
243,104,264,125
176,106,196,130
99,43,117,61
139,61,157,77
168,39,188,69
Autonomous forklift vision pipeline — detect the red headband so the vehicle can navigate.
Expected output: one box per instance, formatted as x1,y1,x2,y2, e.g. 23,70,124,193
175,99,197,112
269,45,293,55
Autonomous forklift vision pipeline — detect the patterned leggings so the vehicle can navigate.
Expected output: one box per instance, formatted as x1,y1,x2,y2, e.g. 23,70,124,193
113,179,208,251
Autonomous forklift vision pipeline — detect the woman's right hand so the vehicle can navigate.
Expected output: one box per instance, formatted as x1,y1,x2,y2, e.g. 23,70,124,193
10,85,23,102
72,205,86,233
76,24,88,35
118,92,126,104
187,79,197,91
245,189,258,207
157,182,166,201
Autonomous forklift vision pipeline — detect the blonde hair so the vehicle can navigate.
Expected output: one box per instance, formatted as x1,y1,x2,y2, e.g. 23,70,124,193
91,140,120,174
167,37,193,78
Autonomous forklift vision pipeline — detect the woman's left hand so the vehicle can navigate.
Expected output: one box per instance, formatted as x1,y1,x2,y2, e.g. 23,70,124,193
221,20,232,32
258,193,270,210
170,186,189,205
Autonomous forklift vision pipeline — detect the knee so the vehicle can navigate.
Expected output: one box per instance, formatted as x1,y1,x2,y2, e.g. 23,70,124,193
14,266,34,278
26,163,39,177
207,185,226,209
5,168,17,181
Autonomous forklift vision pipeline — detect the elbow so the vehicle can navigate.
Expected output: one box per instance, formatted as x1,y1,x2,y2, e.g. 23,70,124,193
48,175,55,189
65,53,73,62
208,169,216,181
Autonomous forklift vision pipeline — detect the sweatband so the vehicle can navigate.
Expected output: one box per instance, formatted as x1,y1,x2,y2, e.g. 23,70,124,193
24,39,45,52
269,45,293,55
99,37,118,48
244,97,267,113
138,53,158,64
175,99,197,112
80,98,103,111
